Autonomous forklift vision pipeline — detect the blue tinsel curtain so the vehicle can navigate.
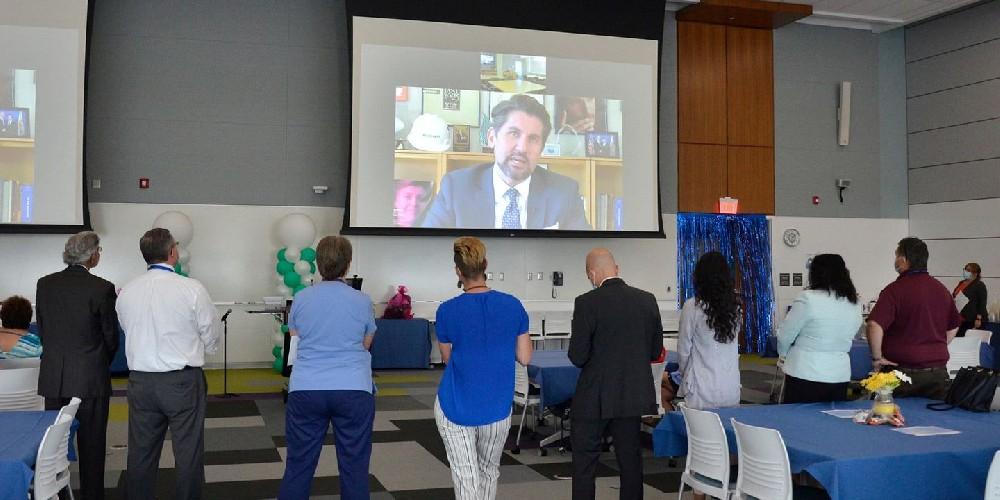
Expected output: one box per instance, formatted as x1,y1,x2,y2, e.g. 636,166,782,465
677,213,774,353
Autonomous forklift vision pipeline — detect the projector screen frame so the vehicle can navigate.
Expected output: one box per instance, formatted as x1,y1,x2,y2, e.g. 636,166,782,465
0,0,94,234
341,0,667,239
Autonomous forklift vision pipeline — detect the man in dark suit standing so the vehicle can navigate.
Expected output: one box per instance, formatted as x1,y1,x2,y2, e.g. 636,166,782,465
36,231,119,500
569,248,662,500
421,95,590,230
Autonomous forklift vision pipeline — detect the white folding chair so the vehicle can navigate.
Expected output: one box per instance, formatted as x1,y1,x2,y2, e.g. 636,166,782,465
57,397,82,422
543,313,572,350
0,366,43,410
0,357,41,369
512,362,541,454
677,405,734,500
986,450,1000,500
948,336,983,378
32,413,75,500
650,361,667,415
967,329,993,344
731,418,793,500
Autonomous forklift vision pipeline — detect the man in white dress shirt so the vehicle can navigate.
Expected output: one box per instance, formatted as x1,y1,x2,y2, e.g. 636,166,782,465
116,228,220,500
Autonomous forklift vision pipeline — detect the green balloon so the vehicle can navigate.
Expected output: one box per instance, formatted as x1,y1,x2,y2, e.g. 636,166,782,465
179,271,189,278
174,263,183,273
276,260,294,275
277,248,289,263
293,284,306,295
300,247,317,262
272,357,283,373
271,345,282,358
280,324,289,333
283,271,302,288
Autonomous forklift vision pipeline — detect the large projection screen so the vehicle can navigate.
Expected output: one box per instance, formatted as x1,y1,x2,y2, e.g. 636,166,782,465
0,0,90,233
344,2,665,238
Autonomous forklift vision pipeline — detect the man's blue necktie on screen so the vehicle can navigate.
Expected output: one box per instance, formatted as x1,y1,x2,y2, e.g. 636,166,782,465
502,188,521,229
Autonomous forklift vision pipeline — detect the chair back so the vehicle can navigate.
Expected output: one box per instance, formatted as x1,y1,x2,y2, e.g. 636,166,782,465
0,357,41,369
650,361,667,415
514,362,531,405
731,418,793,500
680,405,731,488
967,329,993,344
57,397,82,422
986,450,1000,500
33,413,74,500
0,366,43,410
948,336,984,378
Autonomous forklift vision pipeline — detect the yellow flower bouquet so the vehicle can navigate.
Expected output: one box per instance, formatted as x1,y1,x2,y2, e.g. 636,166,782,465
855,370,913,427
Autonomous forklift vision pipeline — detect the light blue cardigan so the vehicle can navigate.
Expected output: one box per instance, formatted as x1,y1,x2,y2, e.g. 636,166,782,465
777,290,863,383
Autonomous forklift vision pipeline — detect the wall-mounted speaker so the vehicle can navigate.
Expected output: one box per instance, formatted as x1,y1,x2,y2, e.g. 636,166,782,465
838,81,851,146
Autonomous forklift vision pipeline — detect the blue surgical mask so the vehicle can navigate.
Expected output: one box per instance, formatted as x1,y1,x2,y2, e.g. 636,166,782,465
963,270,972,280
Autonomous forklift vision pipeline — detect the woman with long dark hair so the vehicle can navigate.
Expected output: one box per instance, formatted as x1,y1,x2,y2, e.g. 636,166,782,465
777,254,862,403
676,251,741,410
953,262,988,337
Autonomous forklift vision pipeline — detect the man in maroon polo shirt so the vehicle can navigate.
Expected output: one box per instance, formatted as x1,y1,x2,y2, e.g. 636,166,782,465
867,237,961,400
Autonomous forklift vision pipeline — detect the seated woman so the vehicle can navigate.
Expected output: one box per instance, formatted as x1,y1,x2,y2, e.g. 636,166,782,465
677,252,741,410
0,295,42,358
777,254,862,403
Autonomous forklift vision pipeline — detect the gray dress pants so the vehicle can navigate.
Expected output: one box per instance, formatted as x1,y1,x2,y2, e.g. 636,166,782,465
126,368,207,500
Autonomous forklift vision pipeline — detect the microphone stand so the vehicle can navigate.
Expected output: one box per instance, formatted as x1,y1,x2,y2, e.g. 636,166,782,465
221,309,234,398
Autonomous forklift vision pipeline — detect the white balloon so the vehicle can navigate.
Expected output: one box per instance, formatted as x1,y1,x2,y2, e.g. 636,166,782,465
178,247,191,265
277,273,286,284
277,284,291,296
285,246,301,263
312,273,323,284
294,260,312,275
152,211,194,247
302,274,316,286
271,333,284,346
276,213,317,248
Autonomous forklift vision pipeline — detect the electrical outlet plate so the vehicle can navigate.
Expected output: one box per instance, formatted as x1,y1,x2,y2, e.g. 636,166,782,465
535,272,543,281
486,272,493,280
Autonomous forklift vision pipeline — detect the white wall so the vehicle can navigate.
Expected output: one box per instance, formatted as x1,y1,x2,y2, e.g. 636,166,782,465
770,216,909,319
0,203,679,365
0,204,908,364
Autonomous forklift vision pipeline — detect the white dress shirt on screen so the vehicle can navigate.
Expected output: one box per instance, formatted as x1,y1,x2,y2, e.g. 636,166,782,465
116,266,221,372
492,164,530,229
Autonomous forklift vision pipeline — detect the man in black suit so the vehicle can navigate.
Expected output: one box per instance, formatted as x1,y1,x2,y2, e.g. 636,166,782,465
36,231,119,500
569,248,663,500
421,95,590,230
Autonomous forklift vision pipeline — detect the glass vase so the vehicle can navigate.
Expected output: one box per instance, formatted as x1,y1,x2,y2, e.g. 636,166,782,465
871,388,896,418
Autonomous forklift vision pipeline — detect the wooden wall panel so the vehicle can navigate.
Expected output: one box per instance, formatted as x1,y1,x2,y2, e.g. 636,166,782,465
678,22,727,144
679,143,728,212
727,146,774,214
726,27,774,147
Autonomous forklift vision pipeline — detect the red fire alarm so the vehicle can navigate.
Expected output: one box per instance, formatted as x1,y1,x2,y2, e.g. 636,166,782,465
812,195,821,205
139,178,150,189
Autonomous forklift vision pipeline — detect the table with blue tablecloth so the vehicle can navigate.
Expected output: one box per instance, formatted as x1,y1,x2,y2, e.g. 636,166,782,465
370,319,431,369
0,411,78,500
526,349,680,409
653,398,1000,500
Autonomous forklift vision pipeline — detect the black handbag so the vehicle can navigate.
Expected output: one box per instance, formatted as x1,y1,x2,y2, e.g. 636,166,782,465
927,367,1000,412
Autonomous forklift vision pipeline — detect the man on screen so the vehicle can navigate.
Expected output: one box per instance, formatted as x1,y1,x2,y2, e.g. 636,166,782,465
421,95,590,230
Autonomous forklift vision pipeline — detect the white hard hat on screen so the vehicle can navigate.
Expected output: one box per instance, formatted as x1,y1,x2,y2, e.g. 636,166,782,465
406,114,452,152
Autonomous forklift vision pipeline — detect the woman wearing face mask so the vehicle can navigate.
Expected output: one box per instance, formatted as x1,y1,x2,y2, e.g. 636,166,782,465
952,262,988,337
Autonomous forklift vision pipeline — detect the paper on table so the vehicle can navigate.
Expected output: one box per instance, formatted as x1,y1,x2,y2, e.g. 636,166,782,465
892,426,961,436
822,409,859,418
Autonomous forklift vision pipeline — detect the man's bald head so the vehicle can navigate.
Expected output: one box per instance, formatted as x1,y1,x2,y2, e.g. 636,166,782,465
586,248,620,287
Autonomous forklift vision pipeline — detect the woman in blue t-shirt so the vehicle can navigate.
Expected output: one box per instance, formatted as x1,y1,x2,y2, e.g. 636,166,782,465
435,237,532,500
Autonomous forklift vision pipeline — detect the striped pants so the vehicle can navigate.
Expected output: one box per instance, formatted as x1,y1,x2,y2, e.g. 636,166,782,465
434,398,511,500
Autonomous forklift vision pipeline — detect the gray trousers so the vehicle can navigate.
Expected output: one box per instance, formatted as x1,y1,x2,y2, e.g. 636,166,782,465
126,368,207,500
